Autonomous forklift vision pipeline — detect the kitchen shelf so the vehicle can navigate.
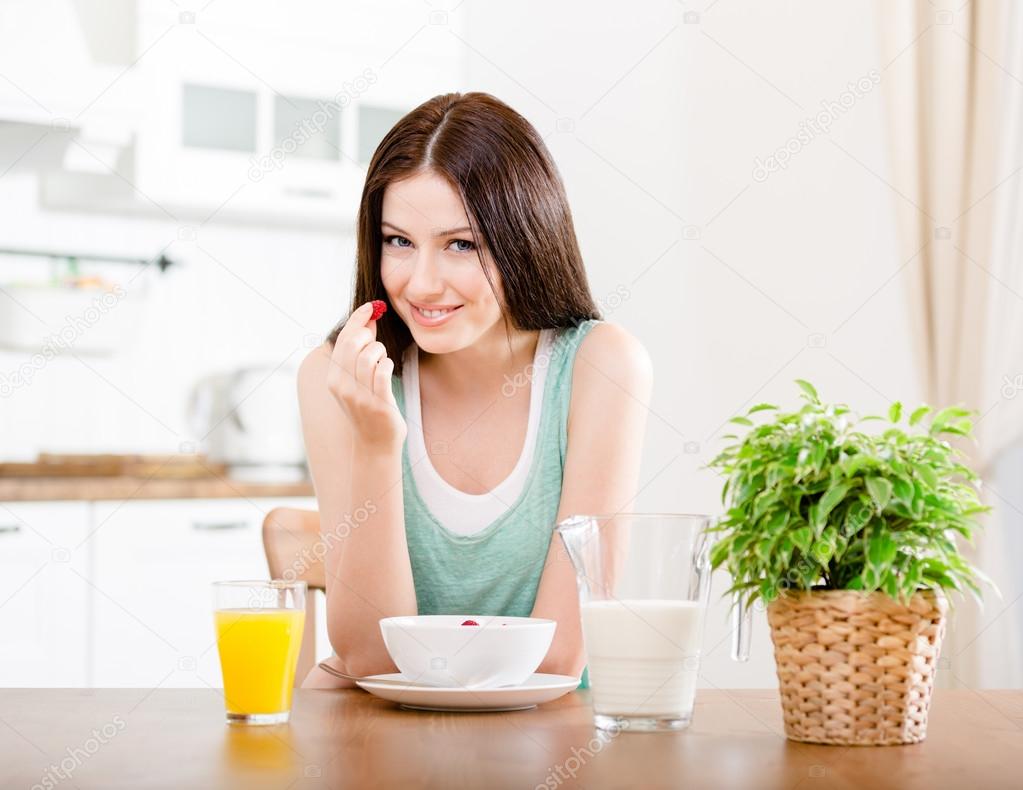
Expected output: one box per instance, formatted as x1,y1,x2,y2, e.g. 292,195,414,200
0,476,314,502
40,169,357,231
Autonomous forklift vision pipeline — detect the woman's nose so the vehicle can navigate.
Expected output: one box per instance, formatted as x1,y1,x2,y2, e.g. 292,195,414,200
406,248,444,293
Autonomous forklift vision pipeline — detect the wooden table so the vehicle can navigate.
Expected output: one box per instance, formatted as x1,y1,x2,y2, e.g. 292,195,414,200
1,689,1019,789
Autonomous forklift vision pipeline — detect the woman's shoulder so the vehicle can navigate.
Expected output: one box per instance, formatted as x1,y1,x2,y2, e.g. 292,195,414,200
572,321,653,386
298,342,330,392
297,343,342,429
557,320,653,460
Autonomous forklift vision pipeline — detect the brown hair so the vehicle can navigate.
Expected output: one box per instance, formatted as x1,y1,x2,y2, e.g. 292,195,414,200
327,91,601,377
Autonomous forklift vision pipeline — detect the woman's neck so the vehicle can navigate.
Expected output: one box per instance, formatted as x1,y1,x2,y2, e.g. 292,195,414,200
419,325,541,398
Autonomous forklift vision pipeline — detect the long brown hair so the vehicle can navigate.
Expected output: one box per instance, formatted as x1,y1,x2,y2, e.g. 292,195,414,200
327,91,601,377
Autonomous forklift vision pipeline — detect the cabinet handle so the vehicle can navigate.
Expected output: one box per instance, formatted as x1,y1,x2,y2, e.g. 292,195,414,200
192,520,249,532
0,524,21,535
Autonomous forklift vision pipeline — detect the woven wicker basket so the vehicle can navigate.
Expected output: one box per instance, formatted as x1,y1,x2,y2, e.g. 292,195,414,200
766,588,948,746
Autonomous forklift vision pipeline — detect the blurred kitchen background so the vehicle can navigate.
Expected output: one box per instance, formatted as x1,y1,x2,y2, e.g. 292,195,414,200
1,0,1021,691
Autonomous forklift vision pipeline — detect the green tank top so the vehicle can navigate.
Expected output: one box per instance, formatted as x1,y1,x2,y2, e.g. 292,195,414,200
390,319,600,688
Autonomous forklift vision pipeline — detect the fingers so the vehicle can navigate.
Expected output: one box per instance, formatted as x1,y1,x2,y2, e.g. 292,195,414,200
355,341,387,394
374,355,396,402
329,302,379,396
336,302,377,349
348,301,376,329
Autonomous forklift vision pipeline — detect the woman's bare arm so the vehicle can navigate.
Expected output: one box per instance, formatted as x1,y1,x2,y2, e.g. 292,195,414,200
531,323,654,677
297,336,417,680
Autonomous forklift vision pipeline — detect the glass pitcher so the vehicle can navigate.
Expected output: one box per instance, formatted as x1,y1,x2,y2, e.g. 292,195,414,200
556,513,751,732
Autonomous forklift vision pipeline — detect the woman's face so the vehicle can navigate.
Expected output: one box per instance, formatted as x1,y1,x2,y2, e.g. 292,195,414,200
379,170,504,354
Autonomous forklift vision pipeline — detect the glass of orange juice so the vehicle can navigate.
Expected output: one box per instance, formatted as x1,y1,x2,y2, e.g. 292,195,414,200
213,580,307,725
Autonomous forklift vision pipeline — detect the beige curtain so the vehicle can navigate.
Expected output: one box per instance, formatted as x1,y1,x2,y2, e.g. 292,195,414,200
879,0,1023,688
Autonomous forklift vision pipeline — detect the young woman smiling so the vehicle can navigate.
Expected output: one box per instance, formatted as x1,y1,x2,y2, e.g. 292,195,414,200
297,92,652,688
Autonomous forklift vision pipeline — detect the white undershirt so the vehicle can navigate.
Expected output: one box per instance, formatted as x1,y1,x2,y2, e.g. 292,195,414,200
403,329,554,536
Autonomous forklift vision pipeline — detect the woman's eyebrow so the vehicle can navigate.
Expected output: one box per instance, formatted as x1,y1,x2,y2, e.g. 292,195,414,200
381,221,472,237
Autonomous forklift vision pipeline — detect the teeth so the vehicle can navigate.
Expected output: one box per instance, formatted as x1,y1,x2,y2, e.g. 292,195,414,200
417,306,455,318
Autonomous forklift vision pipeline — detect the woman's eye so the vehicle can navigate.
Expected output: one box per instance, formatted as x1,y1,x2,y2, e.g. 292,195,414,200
382,235,474,252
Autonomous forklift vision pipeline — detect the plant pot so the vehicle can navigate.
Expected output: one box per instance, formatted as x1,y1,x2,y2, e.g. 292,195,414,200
766,588,947,746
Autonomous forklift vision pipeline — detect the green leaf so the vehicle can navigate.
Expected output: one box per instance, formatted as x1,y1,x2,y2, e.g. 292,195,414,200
862,564,882,590
729,533,756,561
888,401,902,423
748,403,778,414
891,475,914,506
909,405,932,426
841,454,876,477
865,476,893,511
709,538,731,569
790,525,813,553
812,526,838,563
811,441,828,470
867,533,897,569
762,511,788,535
915,464,938,490
817,482,851,524
752,490,781,521
930,405,972,434
729,416,754,427
777,535,794,558
932,405,972,423
794,379,819,402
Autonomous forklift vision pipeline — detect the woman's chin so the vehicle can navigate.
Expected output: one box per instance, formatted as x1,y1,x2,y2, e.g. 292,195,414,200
406,310,502,354
413,335,459,355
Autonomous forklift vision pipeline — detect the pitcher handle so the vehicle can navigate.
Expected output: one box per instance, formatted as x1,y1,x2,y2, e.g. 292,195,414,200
731,593,752,662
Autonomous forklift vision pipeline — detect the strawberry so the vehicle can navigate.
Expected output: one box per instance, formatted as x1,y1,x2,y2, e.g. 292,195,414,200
370,300,387,321
460,619,479,626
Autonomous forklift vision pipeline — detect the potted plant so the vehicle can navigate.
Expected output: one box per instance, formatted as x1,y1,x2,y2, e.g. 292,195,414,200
707,380,993,746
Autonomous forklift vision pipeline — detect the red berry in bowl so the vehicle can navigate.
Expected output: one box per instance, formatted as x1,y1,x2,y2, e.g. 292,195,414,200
460,619,479,626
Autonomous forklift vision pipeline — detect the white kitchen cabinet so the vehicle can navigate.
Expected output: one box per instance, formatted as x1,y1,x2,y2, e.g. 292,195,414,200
0,502,91,686
89,496,315,689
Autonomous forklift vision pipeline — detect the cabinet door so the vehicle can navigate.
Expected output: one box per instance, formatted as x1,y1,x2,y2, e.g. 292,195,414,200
90,497,314,688
0,502,90,686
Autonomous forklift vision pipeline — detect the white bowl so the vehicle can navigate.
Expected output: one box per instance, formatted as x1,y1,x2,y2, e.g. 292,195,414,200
379,615,556,689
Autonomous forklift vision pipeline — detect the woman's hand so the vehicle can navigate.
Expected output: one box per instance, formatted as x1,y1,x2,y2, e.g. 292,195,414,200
326,301,407,451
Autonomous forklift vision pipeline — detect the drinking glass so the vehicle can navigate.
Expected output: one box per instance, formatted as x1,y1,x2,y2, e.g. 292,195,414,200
213,580,306,725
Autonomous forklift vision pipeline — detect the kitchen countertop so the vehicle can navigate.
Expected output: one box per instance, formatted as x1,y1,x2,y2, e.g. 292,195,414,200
0,476,314,501
1,688,1019,789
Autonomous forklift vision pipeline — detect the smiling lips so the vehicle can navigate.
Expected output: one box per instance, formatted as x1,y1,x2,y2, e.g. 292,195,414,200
410,302,463,326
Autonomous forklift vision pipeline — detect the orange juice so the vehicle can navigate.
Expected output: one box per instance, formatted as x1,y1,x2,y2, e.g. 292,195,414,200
214,608,305,715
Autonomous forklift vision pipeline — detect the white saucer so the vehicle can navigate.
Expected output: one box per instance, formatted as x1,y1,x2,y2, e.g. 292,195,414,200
355,672,580,712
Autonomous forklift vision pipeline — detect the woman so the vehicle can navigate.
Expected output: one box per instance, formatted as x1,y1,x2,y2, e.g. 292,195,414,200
298,91,652,688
